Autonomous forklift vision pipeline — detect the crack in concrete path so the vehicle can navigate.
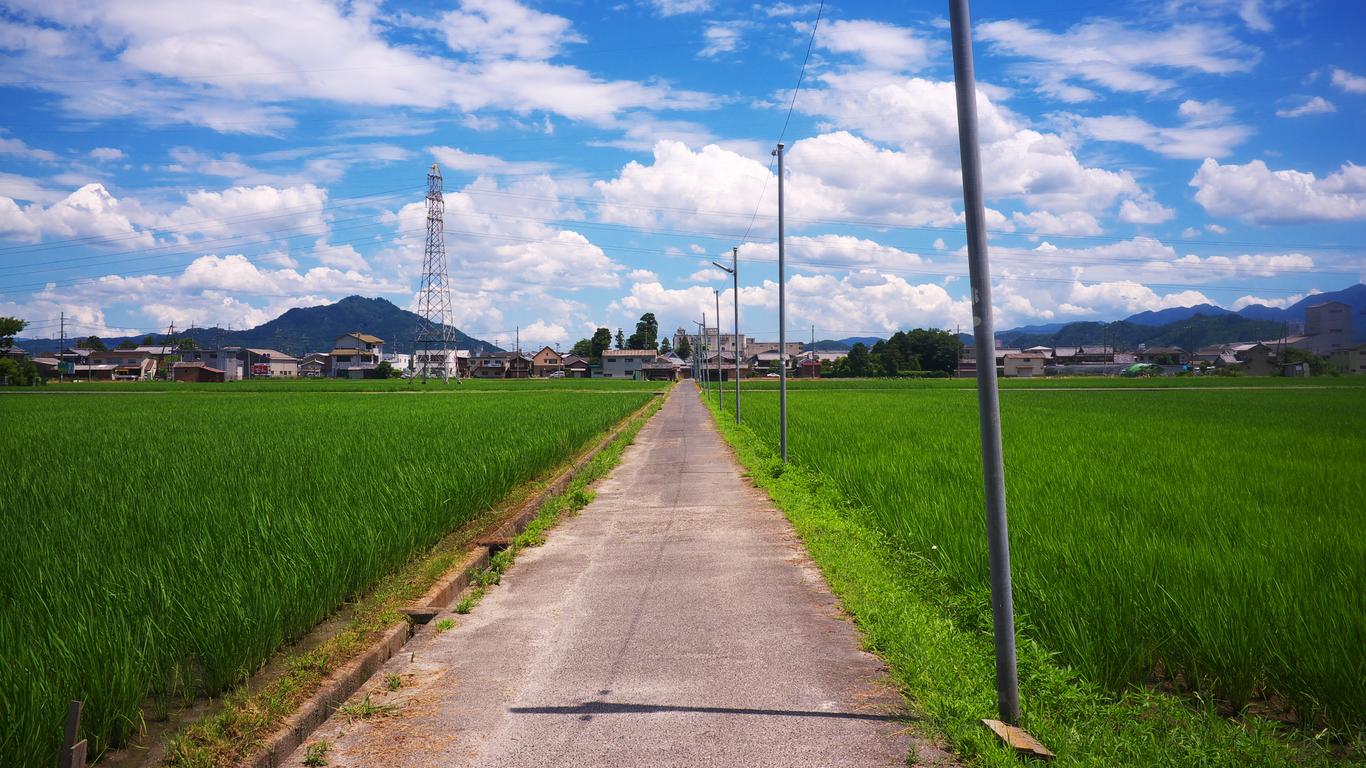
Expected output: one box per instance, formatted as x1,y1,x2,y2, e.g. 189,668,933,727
288,382,947,767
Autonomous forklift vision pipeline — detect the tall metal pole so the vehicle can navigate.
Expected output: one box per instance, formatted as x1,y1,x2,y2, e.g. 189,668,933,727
949,0,1021,726
773,143,788,462
732,247,740,423
715,288,723,410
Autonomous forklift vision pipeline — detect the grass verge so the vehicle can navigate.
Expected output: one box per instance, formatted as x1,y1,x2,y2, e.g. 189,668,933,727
163,394,663,767
700,394,1358,767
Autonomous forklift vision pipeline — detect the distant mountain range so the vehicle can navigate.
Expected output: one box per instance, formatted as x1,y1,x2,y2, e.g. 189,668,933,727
18,296,500,356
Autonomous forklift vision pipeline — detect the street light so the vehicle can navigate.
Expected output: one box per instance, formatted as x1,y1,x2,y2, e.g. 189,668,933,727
712,246,740,423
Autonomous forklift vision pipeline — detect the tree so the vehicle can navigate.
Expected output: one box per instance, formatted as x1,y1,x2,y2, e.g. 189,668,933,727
658,337,672,355
614,328,625,350
1280,347,1329,376
0,317,25,351
177,338,199,351
375,360,400,378
590,327,612,362
76,335,106,351
117,339,138,349
626,312,659,351
142,335,156,345
570,338,593,358
847,342,872,376
675,335,692,359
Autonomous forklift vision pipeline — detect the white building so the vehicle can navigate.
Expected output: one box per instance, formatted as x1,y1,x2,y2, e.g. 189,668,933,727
331,332,384,378
412,349,459,378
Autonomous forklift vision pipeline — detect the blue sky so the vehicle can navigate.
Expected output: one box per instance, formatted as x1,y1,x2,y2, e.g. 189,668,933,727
0,0,1363,350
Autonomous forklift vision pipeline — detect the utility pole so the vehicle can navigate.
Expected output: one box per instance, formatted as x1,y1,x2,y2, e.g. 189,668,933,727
950,0,1021,726
58,311,65,383
414,163,458,383
701,313,709,398
714,288,723,410
712,246,740,423
773,142,788,462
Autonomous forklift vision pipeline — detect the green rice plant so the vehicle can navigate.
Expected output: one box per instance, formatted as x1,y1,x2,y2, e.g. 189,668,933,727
719,383,1365,732
0,388,651,767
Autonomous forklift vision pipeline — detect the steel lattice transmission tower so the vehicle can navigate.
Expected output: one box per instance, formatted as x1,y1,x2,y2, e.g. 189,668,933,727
413,163,459,383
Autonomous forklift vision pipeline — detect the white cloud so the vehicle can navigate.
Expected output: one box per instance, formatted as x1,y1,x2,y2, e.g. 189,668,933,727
0,135,57,163
439,0,582,61
684,267,727,282
0,183,151,245
699,22,747,58
89,147,125,162
1231,291,1311,310
817,20,943,72
645,0,711,16
1275,96,1336,118
427,146,553,175
0,1,713,133
1331,67,1366,94
1190,159,1366,224
1118,196,1176,225
521,319,569,348
738,234,925,271
1066,100,1251,159
974,19,1259,101
1012,210,1104,235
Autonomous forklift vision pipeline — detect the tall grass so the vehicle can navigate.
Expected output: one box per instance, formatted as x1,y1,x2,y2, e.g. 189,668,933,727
0,390,652,766
723,384,1365,730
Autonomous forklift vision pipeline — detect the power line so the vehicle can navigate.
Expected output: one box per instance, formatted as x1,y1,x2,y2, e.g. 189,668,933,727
777,0,825,146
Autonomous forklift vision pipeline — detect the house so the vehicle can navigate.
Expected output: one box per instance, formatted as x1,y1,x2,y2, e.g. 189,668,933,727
531,346,565,377
750,351,793,376
1329,343,1366,374
172,362,225,383
331,332,384,378
382,352,412,372
1234,343,1277,376
177,348,245,380
1052,346,1115,365
641,358,681,381
796,355,822,378
470,351,532,378
1003,352,1048,377
1135,346,1187,365
300,352,330,378
412,349,459,379
86,349,159,380
242,348,299,378
561,354,591,378
602,349,659,380
698,350,739,381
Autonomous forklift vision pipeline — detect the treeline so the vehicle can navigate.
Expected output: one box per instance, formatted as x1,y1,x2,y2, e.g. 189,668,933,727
824,329,962,377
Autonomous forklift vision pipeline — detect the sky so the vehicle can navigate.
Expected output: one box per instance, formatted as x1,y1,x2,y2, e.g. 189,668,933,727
0,0,1363,351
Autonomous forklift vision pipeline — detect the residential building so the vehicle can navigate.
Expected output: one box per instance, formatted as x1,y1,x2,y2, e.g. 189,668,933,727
242,348,299,378
1134,346,1187,365
1003,352,1048,377
796,354,822,378
86,349,160,380
561,354,591,378
531,346,565,377
1329,343,1366,374
300,352,330,378
1234,343,1277,376
382,352,412,372
697,351,739,381
470,351,532,378
331,332,384,378
641,358,681,381
1052,345,1115,365
602,349,658,380
412,349,458,379
177,348,246,380
171,362,225,382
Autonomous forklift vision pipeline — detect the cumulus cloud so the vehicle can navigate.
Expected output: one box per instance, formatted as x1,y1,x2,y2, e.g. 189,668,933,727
0,183,151,245
89,147,125,162
1275,96,1336,118
974,19,1259,101
438,0,582,61
1118,196,1176,225
1190,159,1366,224
1331,67,1366,94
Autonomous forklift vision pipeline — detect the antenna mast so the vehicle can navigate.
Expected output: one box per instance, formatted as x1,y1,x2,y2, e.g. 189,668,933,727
414,163,459,383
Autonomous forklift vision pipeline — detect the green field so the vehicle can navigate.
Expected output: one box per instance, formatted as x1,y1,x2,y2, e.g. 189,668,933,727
0,387,654,766
715,380,1365,732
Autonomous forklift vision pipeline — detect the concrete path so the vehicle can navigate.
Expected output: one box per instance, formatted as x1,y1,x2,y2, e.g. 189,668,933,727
290,382,938,767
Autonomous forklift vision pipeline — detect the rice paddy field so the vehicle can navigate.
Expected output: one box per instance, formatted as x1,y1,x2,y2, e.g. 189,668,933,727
0,385,655,766
716,378,1366,732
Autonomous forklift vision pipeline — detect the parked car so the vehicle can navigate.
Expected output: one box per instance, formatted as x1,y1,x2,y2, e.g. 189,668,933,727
765,372,780,378
549,370,566,378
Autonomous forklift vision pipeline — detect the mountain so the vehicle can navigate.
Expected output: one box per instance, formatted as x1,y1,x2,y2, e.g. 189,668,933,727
19,296,500,356
998,321,1069,336
1000,314,1288,351
805,339,851,351
1124,304,1232,326
1234,284,1366,340
837,336,883,348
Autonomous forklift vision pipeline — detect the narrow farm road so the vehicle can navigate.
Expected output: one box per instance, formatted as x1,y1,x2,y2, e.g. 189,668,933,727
291,382,939,767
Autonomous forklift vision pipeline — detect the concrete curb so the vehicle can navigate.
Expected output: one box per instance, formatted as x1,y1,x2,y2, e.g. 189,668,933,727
241,393,662,767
